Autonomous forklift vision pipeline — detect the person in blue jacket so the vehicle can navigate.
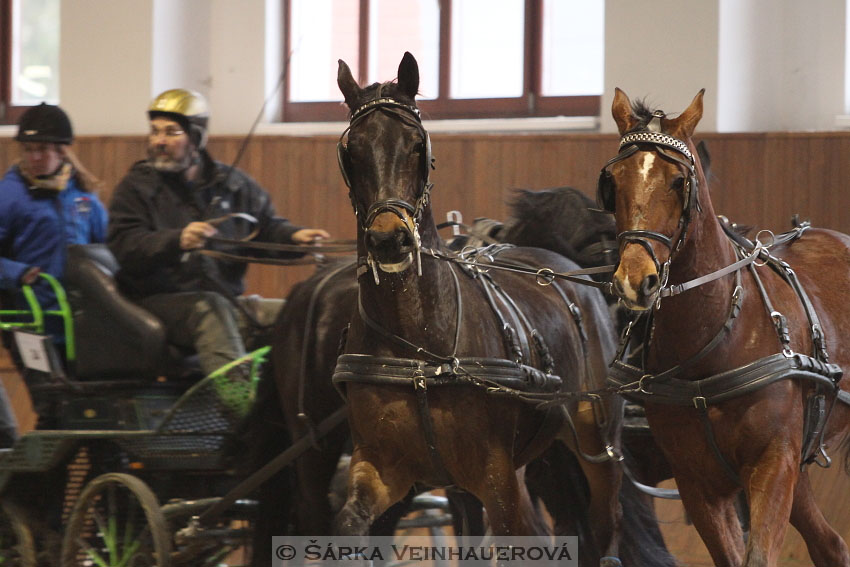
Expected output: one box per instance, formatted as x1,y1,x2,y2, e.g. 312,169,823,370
0,103,108,436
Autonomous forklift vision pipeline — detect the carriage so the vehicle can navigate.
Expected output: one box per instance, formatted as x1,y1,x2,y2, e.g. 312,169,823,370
0,242,274,566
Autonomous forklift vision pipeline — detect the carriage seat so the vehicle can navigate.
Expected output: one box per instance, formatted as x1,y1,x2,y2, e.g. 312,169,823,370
64,244,199,381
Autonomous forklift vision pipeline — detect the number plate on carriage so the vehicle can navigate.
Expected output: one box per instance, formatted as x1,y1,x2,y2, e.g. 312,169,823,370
13,331,64,377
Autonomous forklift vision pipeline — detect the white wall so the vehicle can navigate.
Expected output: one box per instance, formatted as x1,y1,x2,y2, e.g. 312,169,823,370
601,0,719,133
718,0,845,131
60,0,154,135
151,0,212,97
58,0,272,136
13,0,850,136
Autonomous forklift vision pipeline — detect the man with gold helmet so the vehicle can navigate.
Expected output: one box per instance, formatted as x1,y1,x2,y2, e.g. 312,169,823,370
107,88,329,378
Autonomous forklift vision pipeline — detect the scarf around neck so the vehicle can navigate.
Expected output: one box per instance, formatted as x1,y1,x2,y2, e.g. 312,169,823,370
18,160,74,193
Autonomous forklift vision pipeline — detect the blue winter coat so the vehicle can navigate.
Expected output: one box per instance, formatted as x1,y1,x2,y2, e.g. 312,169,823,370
0,165,108,342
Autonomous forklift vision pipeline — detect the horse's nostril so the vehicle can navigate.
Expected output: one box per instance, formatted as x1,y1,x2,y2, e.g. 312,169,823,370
613,278,626,298
641,273,660,296
396,228,413,247
366,232,380,250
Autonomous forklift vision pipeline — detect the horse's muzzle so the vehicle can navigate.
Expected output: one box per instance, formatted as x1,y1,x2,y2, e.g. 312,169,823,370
365,212,418,271
613,245,663,310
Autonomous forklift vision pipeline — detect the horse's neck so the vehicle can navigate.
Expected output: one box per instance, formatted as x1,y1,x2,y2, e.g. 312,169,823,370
358,237,458,354
647,202,739,371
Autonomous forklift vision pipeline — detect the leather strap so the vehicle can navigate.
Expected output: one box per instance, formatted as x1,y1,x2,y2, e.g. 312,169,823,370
608,352,841,407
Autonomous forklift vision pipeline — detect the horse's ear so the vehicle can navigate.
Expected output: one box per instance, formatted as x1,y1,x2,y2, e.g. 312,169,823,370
671,89,705,139
611,87,637,135
338,59,360,108
397,52,420,100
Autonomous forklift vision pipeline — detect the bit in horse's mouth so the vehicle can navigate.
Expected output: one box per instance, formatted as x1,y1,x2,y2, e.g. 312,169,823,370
377,252,414,273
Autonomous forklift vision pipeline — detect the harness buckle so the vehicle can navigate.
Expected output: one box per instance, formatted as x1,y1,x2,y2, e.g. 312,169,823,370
535,267,555,286
414,375,427,391
638,374,654,395
605,444,624,462
693,396,707,410
755,229,776,249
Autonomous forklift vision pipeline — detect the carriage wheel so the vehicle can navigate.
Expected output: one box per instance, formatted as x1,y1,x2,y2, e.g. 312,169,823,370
60,473,172,567
0,501,37,567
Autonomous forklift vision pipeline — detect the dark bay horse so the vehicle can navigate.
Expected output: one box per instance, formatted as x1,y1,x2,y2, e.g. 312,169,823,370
271,192,675,567
331,52,625,561
603,87,850,566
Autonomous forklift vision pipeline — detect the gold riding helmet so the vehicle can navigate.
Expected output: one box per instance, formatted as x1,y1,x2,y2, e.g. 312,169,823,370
148,88,210,149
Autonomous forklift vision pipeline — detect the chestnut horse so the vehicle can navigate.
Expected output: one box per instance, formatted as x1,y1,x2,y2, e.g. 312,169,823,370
603,88,850,566
332,52,624,563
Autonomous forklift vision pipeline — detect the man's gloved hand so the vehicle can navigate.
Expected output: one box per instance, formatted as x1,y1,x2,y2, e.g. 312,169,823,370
180,221,218,250
291,228,331,243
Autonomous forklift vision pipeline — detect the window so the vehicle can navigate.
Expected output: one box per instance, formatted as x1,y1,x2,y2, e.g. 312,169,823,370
282,0,604,122
1,0,60,124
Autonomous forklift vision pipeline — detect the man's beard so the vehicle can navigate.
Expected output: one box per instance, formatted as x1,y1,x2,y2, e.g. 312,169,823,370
148,146,196,173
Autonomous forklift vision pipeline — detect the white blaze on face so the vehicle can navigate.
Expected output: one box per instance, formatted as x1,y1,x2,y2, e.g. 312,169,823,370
638,152,655,182
629,152,658,226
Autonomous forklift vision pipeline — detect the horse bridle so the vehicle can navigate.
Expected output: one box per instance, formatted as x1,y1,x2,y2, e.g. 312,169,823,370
338,96,434,279
597,110,701,286
338,97,433,226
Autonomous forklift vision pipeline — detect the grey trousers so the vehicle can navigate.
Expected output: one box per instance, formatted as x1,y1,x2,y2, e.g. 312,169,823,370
139,291,283,376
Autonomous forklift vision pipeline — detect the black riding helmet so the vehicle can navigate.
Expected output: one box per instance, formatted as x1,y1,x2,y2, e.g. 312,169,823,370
15,103,74,145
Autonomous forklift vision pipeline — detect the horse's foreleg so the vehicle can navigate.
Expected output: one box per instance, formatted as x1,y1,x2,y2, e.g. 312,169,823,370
740,452,797,567
472,450,545,536
565,402,623,563
675,476,744,567
295,436,348,534
789,469,850,567
334,448,412,537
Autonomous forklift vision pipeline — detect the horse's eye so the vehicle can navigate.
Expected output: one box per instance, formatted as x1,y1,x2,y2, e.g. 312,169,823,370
671,176,685,191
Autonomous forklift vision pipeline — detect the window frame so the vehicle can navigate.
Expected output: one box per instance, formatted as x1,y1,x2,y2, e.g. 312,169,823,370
280,0,601,122
0,0,36,125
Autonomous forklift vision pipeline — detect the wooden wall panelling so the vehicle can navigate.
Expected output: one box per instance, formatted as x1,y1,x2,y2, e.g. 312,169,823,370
3,131,850,298
697,133,765,227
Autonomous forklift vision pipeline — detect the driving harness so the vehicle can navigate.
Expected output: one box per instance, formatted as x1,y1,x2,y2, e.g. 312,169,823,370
601,114,847,483
331,97,618,485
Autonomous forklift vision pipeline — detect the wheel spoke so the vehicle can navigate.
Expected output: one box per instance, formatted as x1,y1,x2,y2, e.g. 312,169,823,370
77,535,110,567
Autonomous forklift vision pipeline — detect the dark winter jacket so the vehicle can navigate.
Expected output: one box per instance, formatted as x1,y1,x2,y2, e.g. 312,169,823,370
107,153,302,298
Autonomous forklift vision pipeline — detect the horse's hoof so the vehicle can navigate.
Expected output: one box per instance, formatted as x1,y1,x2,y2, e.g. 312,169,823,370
600,557,623,567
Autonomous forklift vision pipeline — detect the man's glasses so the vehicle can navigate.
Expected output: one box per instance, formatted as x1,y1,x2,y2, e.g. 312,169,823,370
149,127,185,138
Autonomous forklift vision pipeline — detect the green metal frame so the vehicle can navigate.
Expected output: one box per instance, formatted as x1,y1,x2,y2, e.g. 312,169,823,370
155,346,272,432
0,273,75,362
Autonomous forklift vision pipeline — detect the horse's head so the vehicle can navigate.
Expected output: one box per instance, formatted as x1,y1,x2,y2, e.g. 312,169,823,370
337,52,434,280
600,88,706,310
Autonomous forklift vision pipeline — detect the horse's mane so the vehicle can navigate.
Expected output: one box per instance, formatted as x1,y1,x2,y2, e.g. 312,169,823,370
348,80,418,115
626,98,657,132
502,187,618,271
